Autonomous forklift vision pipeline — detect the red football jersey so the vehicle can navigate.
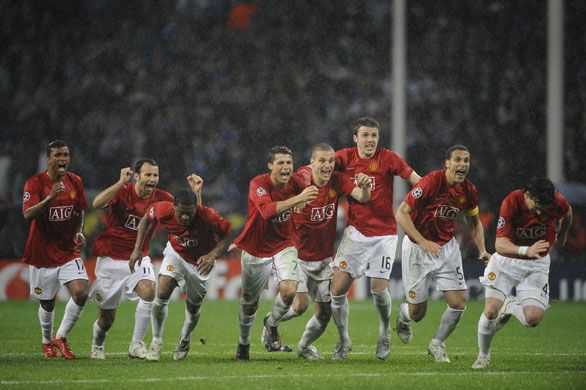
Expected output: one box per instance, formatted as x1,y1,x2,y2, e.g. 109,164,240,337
235,173,305,257
21,172,88,267
404,170,479,245
293,167,356,262
147,201,232,265
496,190,570,259
93,184,173,260
335,147,413,236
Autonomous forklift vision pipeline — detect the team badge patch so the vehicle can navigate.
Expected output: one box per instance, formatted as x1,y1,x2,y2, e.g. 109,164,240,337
408,290,416,299
497,217,505,229
96,293,103,302
411,187,423,199
369,162,379,172
538,214,549,223
166,265,175,272
256,187,267,197
339,261,348,270
328,189,337,199
23,192,30,203
488,272,496,281
69,190,77,200
34,287,42,295
149,207,155,218
458,195,467,205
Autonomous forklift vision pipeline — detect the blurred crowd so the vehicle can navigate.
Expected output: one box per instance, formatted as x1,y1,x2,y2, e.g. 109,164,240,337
0,0,584,259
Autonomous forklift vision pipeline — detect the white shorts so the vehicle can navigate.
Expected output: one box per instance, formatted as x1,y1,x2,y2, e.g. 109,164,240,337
297,258,333,303
89,256,156,310
401,236,466,304
29,258,89,300
333,226,397,280
240,246,299,306
158,242,209,305
481,252,550,310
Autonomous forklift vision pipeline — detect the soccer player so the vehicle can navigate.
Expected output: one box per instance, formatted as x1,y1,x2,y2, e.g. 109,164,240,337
89,159,204,359
233,146,319,360
131,188,232,361
330,117,421,360
395,145,491,363
22,140,89,359
276,143,371,360
472,177,573,369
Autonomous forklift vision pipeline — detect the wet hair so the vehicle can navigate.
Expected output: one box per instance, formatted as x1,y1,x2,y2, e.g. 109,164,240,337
173,189,197,206
525,177,555,206
445,145,470,160
353,117,380,135
46,140,68,157
134,158,158,175
311,143,334,158
267,146,293,164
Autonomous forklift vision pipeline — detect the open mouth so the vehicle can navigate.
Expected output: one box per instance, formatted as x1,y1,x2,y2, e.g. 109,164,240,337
280,171,290,180
144,183,155,192
57,162,67,173
455,168,467,179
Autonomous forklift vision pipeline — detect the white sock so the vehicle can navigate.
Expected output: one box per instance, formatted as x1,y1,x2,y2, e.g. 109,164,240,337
56,298,83,339
507,300,530,327
93,321,107,346
331,294,350,343
38,306,54,344
398,302,412,323
180,305,201,341
372,290,391,337
280,307,302,322
298,315,328,349
267,294,290,326
477,313,496,356
151,297,169,343
433,306,465,342
132,299,152,343
238,307,256,345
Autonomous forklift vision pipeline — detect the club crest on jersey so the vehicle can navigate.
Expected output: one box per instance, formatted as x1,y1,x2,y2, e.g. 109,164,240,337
488,272,496,281
339,261,348,270
95,293,103,302
411,187,423,198
408,290,416,299
458,195,466,205
310,203,335,222
497,217,505,229
433,205,460,220
23,192,30,203
124,215,141,231
34,287,42,295
369,162,379,172
516,226,546,240
256,187,267,197
69,190,77,200
49,205,73,221
149,207,155,218
166,265,175,272
328,189,337,199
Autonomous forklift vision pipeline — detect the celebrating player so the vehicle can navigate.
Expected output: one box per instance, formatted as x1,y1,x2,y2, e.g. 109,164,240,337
21,140,89,360
276,143,371,360
131,188,232,361
395,145,491,363
330,117,420,360
472,177,573,369
233,146,319,360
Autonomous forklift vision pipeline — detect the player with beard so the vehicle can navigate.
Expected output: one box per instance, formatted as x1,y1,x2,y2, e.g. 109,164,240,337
395,145,491,363
275,143,371,360
22,140,89,359
89,158,203,359
234,146,319,360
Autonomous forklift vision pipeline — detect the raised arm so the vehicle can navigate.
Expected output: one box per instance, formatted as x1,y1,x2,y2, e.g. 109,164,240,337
349,172,371,203
187,174,203,206
274,186,319,216
93,167,132,209
23,181,66,220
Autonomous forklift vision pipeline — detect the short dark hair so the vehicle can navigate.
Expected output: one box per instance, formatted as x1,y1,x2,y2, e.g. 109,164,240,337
445,145,470,160
311,143,334,158
46,140,68,157
525,177,555,206
134,158,158,175
353,117,380,135
173,189,197,206
267,146,293,164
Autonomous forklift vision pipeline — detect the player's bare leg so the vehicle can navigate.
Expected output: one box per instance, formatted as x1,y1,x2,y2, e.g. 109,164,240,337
280,293,309,322
146,275,177,361
91,308,115,359
428,290,466,363
330,270,353,360
371,278,392,360
53,279,88,360
128,280,155,359
473,296,502,369
263,280,297,352
503,298,545,328
297,301,330,360
39,299,56,358
174,298,202,361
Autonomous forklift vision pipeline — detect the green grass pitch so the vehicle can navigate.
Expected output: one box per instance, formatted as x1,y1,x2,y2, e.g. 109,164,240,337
1,299,585,389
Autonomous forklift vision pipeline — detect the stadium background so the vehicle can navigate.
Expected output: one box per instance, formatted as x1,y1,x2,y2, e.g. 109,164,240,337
0,0,584,301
